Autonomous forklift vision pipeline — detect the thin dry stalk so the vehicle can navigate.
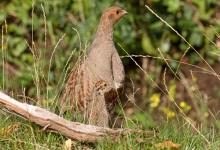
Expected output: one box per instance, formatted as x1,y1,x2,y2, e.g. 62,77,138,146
118,43,211,145
145,5,220,80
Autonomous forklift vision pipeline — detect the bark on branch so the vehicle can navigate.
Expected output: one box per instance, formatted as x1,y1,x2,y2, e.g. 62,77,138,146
0,92,155,142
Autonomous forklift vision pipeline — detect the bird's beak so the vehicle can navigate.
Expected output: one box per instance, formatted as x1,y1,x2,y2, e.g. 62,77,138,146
122,10,128,15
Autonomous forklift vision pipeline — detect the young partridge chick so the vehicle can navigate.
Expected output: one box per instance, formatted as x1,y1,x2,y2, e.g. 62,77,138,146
60,6,127,127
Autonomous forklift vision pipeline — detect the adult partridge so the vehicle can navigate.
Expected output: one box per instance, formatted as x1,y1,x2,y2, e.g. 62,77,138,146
60,6,127,127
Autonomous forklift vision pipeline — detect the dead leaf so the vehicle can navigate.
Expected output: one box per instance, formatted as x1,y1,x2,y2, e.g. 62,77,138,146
0,122,21,138
64,139,72,150
155,140,181,149
135,137,144,143
126,107,134,115
216,39,220,49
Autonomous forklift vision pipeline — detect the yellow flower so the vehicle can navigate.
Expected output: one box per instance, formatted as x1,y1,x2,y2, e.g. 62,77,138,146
204,112,209,118
179,101,191,112
168,80,176,101
150,93,160,108
192,75,197,82
161,107,176,119
180,101,186,108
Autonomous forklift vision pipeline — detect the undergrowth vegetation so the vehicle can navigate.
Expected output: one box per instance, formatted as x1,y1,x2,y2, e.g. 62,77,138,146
1,0,220,149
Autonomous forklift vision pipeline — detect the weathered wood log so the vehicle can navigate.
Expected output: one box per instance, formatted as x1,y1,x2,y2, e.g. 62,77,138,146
0,92,155,143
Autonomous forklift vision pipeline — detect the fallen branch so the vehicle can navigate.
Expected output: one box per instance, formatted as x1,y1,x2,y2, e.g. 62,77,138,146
0,92,155,143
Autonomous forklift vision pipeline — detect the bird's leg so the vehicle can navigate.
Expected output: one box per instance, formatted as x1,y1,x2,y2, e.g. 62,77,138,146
86,89,110,127
86,80,118,127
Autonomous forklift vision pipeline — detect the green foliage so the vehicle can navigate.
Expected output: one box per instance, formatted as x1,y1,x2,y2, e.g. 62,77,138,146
1,0,220,95
143,0,220,63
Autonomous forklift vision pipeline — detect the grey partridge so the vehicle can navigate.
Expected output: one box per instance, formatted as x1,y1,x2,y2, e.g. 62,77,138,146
60,6,127,127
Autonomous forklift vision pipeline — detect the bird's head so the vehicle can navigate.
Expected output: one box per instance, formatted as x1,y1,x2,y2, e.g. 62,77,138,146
101,6,127,26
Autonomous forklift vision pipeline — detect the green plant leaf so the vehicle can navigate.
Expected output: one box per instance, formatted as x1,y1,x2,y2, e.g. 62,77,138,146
142,33,156,55
11,38,27,57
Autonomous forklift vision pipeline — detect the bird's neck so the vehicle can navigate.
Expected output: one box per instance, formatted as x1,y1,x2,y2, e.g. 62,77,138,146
94,19,114,42
87,18,115,56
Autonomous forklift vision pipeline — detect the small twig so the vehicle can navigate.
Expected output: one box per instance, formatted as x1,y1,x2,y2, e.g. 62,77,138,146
43,123,51,131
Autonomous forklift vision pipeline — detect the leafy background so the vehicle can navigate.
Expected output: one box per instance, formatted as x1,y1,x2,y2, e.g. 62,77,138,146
1,0,220,146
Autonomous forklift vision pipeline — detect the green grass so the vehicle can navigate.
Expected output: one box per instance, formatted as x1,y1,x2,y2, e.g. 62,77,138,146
0,112,219,150
1,1,220,149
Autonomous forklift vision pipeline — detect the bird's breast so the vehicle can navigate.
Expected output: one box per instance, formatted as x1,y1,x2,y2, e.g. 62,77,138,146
87,48,114,86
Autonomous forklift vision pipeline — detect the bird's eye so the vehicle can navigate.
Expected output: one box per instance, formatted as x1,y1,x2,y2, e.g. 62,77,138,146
116,10,120,15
